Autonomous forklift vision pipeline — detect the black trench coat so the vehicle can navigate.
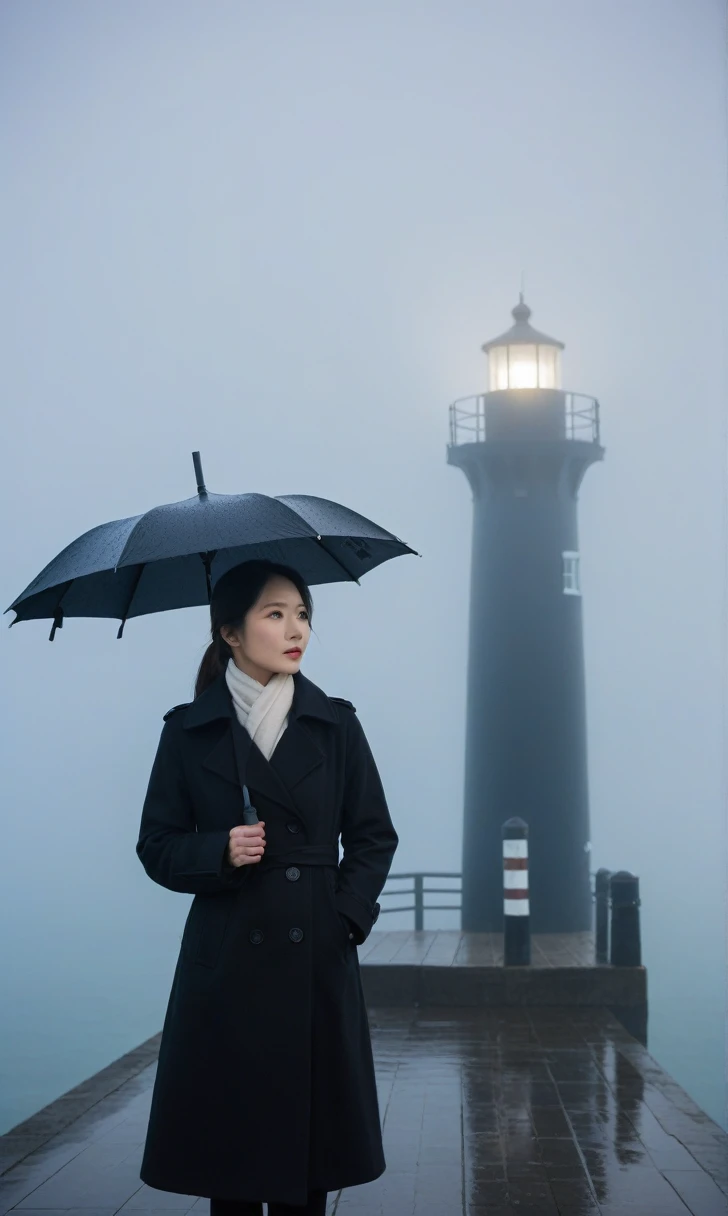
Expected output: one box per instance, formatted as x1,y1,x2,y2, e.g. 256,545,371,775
135,668,399,1207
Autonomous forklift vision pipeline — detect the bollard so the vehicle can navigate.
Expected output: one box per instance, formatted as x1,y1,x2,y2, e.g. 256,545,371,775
594,868,612,964
609,871,641,967
502,817,530,965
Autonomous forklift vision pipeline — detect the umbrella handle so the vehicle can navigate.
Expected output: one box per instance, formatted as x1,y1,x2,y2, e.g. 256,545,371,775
242,793,259,827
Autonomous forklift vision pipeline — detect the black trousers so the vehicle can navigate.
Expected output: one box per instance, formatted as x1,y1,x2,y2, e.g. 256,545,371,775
209,1189,327,1215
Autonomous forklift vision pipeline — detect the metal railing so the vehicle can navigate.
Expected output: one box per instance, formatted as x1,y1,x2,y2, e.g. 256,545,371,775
448,390,601,447
378,865,641,968
378,872,462,931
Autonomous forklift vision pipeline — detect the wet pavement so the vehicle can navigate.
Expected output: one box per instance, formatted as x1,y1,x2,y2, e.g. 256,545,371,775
357,929,599,967
1,1005,726,1215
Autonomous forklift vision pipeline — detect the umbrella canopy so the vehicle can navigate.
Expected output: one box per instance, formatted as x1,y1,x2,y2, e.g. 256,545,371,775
6,452,419,639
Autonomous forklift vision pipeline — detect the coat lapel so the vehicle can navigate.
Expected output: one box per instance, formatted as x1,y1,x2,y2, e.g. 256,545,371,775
182,669,336,822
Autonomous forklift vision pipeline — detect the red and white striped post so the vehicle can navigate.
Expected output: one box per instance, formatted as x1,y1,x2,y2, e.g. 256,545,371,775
502,817,530,965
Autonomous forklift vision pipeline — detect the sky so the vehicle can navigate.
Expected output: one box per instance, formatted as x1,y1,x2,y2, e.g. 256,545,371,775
1,0,726,1132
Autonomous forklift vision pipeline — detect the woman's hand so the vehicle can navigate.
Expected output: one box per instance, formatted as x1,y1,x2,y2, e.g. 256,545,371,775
226,822,266,867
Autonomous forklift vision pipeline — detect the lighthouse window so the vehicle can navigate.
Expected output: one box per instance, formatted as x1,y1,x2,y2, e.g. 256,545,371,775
537,345,561,389
563,551,581,595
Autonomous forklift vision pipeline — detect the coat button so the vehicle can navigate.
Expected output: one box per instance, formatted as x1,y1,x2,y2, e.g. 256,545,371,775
249,929,264,945
289,927,304,943
285,866,300,881
286,823,300,834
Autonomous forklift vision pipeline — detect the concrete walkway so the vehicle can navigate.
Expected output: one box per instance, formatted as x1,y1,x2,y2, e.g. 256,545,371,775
1,1007,726,1215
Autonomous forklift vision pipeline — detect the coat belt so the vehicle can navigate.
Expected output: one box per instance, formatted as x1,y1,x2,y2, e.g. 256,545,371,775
258,845,340,871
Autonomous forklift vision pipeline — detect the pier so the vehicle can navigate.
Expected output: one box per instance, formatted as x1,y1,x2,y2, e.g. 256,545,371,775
1,930,726,1215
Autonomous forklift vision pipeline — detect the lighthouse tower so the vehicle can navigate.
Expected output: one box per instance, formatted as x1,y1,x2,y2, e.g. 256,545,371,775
448,297,604,932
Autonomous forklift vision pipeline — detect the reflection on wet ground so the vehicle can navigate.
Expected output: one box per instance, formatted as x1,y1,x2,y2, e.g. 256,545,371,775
0,1007,726,1215
360,1006,728,1214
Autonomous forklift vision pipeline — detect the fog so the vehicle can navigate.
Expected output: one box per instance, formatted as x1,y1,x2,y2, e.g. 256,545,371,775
1,0,726,1132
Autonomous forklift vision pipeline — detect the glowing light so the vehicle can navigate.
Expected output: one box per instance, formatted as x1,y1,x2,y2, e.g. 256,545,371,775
488,344,561,392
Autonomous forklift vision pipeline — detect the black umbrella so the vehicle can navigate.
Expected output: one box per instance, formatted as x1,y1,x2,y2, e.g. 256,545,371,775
6,451,419,640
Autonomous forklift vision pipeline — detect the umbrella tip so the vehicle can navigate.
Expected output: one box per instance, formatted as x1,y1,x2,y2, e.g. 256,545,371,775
192,451,208,499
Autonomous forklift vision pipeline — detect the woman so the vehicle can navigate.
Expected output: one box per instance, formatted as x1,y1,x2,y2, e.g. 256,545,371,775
136,558,399,1216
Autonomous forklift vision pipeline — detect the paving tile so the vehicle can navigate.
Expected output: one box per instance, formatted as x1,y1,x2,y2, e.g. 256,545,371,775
660,1171,728,1216
118,1185,198,1210
546,1178,602,1213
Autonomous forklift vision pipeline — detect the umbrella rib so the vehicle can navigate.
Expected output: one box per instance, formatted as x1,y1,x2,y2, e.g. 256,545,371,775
117,565,146,639
199,550,218,602
313,537,361,585
49,580,75,640
272,497,362,584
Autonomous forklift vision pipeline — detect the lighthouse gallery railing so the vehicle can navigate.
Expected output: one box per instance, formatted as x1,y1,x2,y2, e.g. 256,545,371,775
448,391,601,447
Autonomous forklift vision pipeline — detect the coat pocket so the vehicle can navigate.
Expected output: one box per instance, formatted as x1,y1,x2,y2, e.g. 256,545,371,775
183,894,234,968
325,868,354,950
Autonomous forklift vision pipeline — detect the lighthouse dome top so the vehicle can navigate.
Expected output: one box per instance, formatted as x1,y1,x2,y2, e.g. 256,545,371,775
481,295,565,353
482,295,564,391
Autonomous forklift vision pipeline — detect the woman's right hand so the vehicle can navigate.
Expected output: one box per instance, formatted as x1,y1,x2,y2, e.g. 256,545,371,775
227,822,266,867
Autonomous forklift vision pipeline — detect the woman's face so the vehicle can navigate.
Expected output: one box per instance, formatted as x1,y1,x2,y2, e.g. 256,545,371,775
221,574,311,685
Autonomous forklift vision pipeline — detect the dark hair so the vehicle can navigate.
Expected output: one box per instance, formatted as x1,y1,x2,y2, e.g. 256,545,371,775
194,559,314,698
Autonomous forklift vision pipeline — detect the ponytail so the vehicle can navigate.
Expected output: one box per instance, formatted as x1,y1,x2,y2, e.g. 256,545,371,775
194,635,231,698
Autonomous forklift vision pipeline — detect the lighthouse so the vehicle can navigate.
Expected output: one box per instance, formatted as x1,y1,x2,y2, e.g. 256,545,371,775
448,296,604,932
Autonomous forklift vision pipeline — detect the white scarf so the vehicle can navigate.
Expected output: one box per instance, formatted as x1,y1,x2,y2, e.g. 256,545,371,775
224,657,295,761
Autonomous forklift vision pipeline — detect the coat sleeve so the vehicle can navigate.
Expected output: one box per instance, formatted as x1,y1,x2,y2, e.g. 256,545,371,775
136,717,252,896
334,708,399,944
